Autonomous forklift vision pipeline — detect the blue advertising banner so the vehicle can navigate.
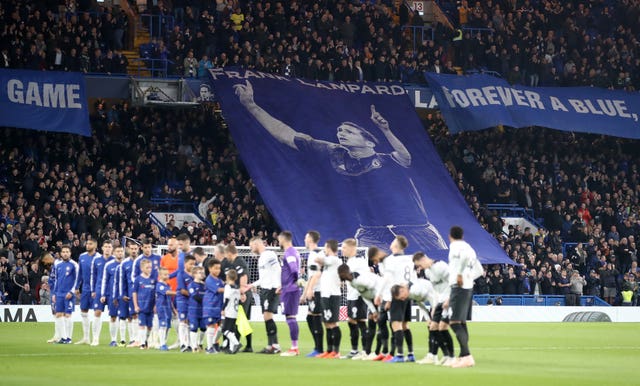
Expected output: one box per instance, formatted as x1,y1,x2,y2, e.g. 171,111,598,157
0,69,91,136
425,72,640,138
209,69,511,264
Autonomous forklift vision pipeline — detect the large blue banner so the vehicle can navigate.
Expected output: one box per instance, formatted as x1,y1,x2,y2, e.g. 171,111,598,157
0,69,91,136
210,69,511,264
425,72,640,138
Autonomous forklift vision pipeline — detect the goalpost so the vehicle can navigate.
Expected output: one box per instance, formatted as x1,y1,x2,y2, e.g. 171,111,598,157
152,245,369,321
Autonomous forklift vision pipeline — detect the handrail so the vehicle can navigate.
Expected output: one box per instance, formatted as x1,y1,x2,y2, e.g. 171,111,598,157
402,25,435,57
139,13,175,39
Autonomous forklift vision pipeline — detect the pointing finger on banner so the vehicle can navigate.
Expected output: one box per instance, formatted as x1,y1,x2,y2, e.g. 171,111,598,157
370,104,376,115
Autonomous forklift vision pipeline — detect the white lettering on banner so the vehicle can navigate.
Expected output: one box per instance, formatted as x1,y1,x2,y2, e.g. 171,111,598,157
7,79,82,108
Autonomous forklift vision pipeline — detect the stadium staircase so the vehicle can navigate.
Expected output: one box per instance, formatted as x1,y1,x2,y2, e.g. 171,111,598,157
122,20,151,77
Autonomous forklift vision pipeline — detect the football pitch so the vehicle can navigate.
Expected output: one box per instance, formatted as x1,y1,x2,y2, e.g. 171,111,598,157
0,322,637,386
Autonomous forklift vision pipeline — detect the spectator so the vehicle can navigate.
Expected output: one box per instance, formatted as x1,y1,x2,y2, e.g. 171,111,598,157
39,276,51,305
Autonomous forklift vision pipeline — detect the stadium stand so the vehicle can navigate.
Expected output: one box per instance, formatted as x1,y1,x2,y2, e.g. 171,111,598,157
1,0,639,308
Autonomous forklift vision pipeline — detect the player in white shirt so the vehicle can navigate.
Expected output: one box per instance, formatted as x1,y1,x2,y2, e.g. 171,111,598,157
447,226,482,368
316,239,342,359
376,235,417,363
247,236,282,354
341,238,370,360
338,263,384,318
301,230,324,357
412,252,455,366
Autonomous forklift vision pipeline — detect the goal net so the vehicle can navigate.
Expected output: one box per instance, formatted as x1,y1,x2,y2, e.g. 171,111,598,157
153,245,370,307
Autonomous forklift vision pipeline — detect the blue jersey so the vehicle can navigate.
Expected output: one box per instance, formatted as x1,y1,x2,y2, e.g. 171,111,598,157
92,255,112,296
118,258,134,298
178,250,191,274
155,281,173,315
187,281,205,318
77,251,100,292
54,260,79,295
132,253,162,281
49,259,60,292
133,275,156,313
203,275,224,317
101,259,120,299
176,270,193,303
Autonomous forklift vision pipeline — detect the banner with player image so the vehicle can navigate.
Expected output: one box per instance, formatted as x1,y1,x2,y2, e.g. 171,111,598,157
209,68,511,264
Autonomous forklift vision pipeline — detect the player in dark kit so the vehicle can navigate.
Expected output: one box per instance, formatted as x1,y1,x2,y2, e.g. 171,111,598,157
278,231,302,357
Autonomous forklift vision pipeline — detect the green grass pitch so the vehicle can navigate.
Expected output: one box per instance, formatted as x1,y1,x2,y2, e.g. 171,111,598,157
0,322,637,386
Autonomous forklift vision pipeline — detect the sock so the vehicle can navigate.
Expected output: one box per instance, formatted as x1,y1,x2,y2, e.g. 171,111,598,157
441,330,455,357
224,330,239,348
450,323,470,357
93,316,102,342
213,325,222,345
306,314,314,348
179,323,187,346
139,328,146,345
429,330,438,355
393,330,404,356
190,331,198,349
365,319,376,354
109,320,117,342
358,321,368,353
390,338,396,356
81,312,90,341
159,327,168,346
55,317,63,340
286,318,299,342
377,318,388,354
67,317,74,340
348,322,359,351
198,330,204,347
128,320,136,343
206,326,216,349
325,326,334,352
266,319,278,346
332,326,342,353
63,317,71,339
119,320,127,342
312,315,324,352
404,329,413,354
145,329,151,345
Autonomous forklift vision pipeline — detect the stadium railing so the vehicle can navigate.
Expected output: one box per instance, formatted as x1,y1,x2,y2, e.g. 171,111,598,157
474,295,610,307
402,25,435,56
485,203,544,230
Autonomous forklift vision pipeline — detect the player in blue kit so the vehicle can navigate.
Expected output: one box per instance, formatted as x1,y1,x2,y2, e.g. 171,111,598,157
115,245,133,346
122,243,139,347
75,239,100,344
203,259,225,354
53,245,78,344
177,254,196,351
101,245,124,347
132,239,162,347
155,267,176,351
133,259,156,349
187,266,206,352
90,241,113,346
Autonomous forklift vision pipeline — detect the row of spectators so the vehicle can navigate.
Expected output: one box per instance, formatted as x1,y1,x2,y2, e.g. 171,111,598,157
4,0,640,89
0,1,130,74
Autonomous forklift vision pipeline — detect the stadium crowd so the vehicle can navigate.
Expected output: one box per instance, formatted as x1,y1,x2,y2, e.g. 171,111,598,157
3,0,640,89
1,0,640,306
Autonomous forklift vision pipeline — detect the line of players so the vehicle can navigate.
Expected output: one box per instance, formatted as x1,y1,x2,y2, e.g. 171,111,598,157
47,226,481,366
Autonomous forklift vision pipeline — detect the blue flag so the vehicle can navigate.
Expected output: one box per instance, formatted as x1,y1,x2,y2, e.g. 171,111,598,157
209,69,511,264
0,69,91,136
425,72,640,138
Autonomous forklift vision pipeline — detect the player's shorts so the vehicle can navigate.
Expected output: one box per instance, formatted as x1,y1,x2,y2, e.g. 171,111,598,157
55,294,75,314
308,291,322,315
93,296,106,312
118,297,130,319
449,287,473,321
189,317,207,332
431,303,451,324
222,317,236,333
176,300,188,321
205,316,221,326
158,316,172,328
80,290,92,310
260,288,280,314
281,288,300,316
138,311,154,328
389,298,411,322
347,297,368,320
321,296,340,323
106,297,118,318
